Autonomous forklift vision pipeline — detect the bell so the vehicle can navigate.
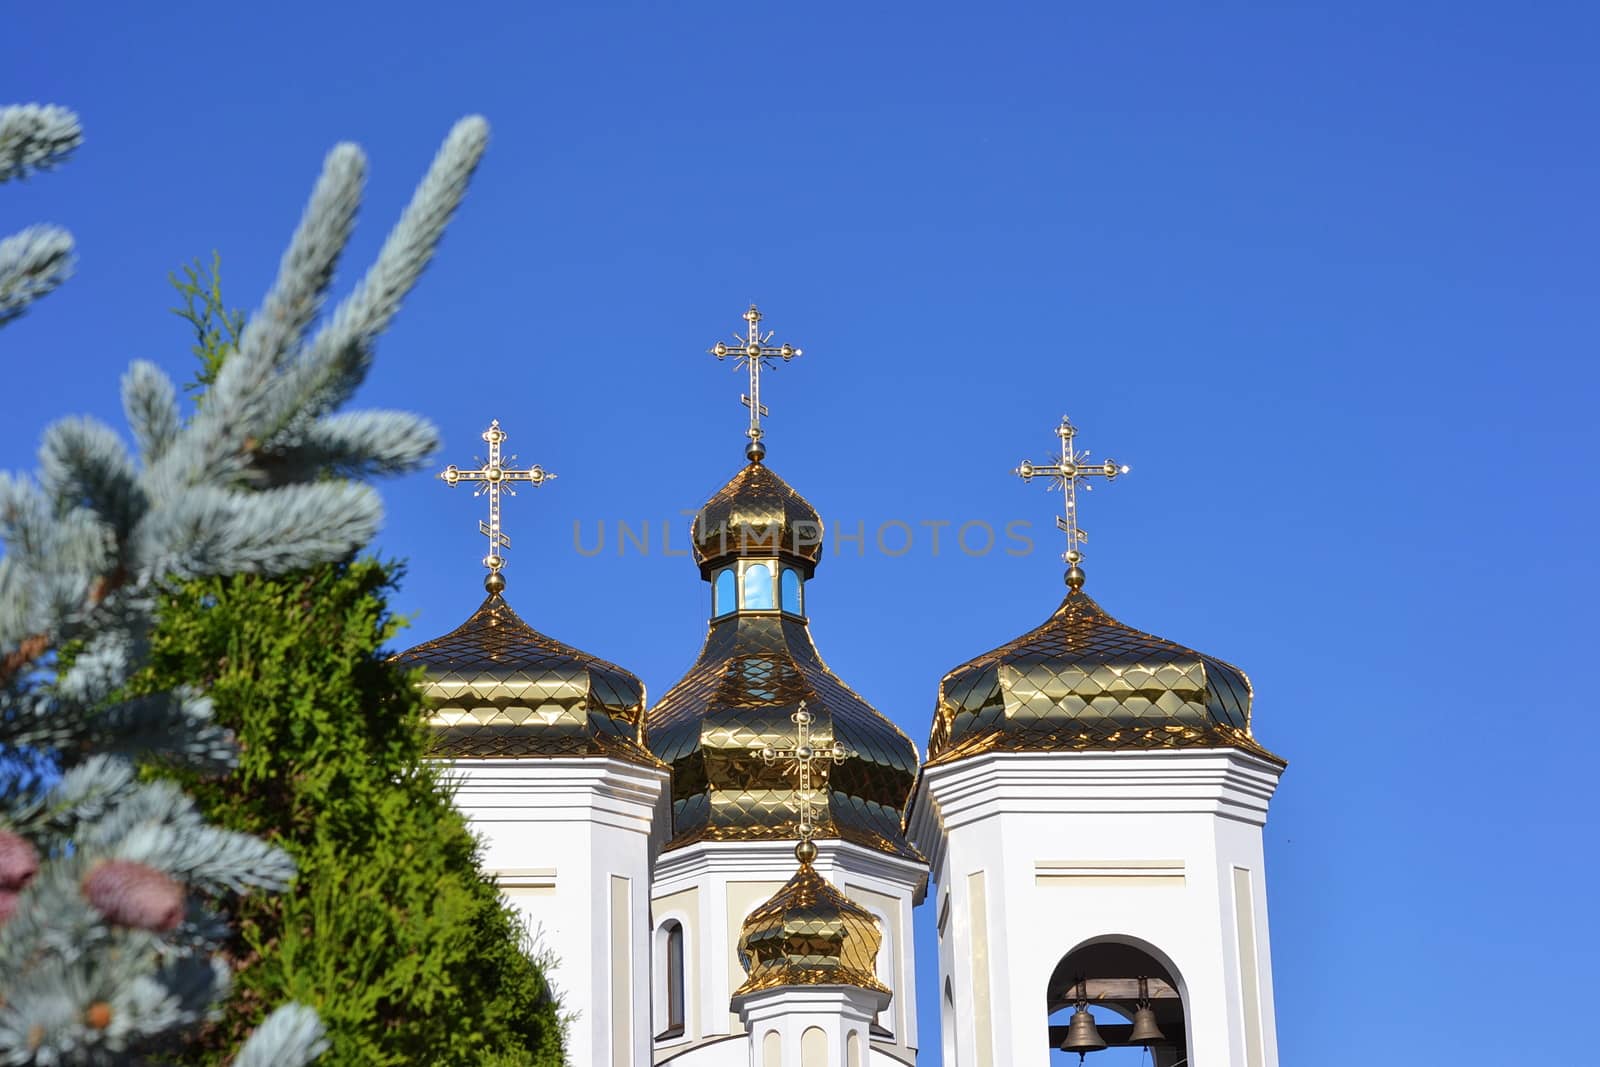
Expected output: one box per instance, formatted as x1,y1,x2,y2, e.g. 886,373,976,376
1129,1004,1165,1044
1058,1007,1107,1054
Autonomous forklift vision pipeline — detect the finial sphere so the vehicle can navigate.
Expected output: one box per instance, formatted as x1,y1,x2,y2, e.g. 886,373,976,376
484,571,506,594
1066,565,1086,590
746,438,767,462
795,839,817,864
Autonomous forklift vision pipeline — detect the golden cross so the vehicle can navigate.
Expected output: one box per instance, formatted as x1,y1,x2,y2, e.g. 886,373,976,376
758,702,851,855
709,303,802,458
439,419,555,590
1014,415,1129,590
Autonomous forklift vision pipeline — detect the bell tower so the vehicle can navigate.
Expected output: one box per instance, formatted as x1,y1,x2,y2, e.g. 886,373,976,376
907,415,1285,1067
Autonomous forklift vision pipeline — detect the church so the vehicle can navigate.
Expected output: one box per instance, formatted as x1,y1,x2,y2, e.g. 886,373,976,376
393,305,1286,1067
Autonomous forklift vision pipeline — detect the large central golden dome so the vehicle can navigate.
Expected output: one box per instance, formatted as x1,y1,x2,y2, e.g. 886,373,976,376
650,460,921,859
927,588,1281,766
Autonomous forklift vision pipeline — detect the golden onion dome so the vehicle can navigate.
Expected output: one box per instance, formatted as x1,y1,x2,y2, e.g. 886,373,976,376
650,463,920,859
734,860,889,997
393,591,658,766
927,588,1282,766
691,460,824,576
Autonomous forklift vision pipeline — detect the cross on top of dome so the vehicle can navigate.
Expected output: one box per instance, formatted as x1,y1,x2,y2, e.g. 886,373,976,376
709,303,803,462
439,419,556,593
1014,415,1130,591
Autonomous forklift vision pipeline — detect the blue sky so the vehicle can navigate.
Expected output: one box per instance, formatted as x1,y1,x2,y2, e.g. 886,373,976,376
7,2,1597,1061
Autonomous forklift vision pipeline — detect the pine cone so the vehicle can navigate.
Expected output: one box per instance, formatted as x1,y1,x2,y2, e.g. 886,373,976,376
82,860,184,932
0,830,39,891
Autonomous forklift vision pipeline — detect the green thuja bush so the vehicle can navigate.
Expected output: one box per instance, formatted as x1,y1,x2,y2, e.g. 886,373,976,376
138,561,565,1067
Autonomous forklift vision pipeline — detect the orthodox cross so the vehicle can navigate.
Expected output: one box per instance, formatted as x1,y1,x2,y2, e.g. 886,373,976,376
1014,415,1129,590
439,419,555,592
758,702,850,862
709,303,802,459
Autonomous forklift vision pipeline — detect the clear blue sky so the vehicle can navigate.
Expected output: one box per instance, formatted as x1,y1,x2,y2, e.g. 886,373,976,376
8,2,1597,1061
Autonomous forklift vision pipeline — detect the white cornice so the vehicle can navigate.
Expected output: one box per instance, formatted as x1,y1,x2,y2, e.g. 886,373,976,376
441,757,668,833
908,748,1283,862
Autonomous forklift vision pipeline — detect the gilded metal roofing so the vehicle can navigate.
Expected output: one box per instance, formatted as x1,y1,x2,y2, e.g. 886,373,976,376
392,593,659,766
691,461,824,574
734,861,889,997
648,612,921,859
927,589,1282,766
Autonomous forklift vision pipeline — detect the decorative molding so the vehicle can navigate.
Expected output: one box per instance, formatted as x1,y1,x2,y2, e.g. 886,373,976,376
494,867,558,889
1034,860,1185,887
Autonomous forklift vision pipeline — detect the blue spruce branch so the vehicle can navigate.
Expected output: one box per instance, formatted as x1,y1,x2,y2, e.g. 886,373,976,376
0,115,490,1066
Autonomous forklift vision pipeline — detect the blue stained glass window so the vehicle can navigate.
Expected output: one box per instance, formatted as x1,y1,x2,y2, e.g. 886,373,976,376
781,567,803,614
714,568,736,615
742,563,775,610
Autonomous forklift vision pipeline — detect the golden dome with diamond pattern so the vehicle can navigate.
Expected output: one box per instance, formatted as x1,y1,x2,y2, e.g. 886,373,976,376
394,591,658,766
926,587,1281,766
691,459,824,575
734,859,889,997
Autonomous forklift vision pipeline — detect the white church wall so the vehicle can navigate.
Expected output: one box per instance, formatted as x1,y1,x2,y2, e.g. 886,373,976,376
444,757,667,1067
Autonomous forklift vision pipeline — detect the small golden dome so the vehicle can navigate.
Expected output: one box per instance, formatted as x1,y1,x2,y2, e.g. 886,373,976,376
927,589,1281,766
691,461,823,576
734,861,889,997
393,592,658,766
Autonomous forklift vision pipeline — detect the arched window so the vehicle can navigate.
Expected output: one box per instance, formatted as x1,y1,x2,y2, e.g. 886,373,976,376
742,562,775,610
713,568,736,616
780,567,803,614
658,920,685,1039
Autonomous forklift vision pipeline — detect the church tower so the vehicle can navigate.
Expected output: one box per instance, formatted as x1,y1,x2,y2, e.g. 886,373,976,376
393,421,669,1067
907,416,1286,1067
646,307,927,1065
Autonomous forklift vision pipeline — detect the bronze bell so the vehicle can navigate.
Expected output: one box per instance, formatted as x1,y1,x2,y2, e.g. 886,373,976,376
1059,1007,1107,1054
1129,1004,1165,1044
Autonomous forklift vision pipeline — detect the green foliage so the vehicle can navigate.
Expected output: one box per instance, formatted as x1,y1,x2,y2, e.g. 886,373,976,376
138,561,565,1067
169,253,245,396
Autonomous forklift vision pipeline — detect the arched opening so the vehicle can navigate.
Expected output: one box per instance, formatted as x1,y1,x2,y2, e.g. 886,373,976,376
655,918,686,1040
1046,937,1189,1067
780,566,803,614
742,561,775,610
713,568,736,616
